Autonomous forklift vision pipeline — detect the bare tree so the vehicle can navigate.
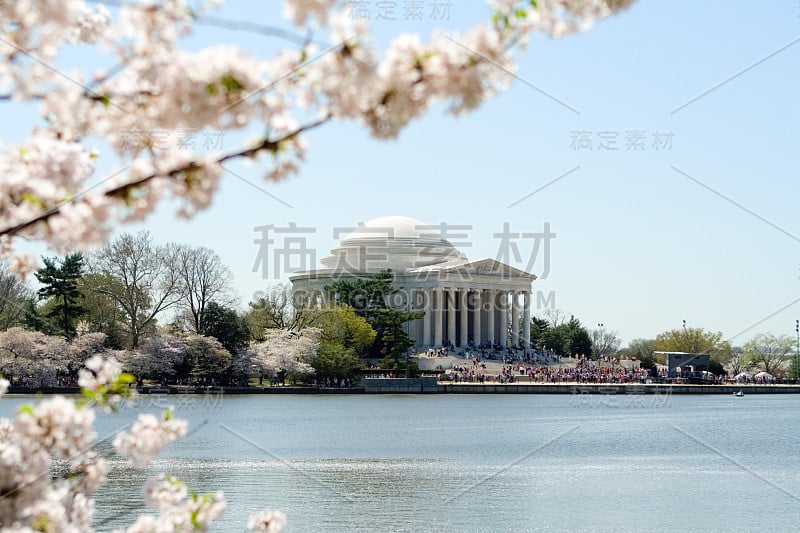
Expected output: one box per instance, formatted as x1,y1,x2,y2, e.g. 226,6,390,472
590,327,622,360
543,308,570,327
90,231,181,348
725,346,751,376
245,284,316,339
174,244,235,333
0,262,33,329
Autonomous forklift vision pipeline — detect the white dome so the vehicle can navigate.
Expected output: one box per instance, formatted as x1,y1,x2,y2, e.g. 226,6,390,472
320,215,461,272
341,216,447,243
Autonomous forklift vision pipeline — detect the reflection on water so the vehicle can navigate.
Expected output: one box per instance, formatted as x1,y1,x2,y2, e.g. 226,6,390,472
2,394,798,532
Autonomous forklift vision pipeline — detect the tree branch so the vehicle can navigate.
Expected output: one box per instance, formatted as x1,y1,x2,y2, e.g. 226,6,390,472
84,0,311,45
0,114,331,239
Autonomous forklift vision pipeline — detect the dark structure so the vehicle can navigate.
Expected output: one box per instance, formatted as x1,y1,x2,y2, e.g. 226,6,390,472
657,351,711,381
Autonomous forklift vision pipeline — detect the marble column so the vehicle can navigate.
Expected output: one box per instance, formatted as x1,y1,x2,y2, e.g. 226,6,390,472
423,287,432,348
447,288,456,348
499,290,508,347
487,289,495,346
460,288,468,347
511,290,520,347
522,291,531,349
434,287,443,347
473,289,482,346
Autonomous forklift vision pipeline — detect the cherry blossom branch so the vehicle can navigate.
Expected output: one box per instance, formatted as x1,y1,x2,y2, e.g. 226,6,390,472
0,115,331,240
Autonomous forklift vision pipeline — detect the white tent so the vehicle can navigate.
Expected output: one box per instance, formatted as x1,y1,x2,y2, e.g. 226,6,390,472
734,372,752,382
754,371,773,382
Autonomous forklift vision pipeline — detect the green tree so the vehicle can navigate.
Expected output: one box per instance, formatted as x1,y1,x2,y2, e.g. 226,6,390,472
34,252,86,339
78,273,128,349
654,327,732,364
315,304,376,356
0,262,33,329
184,334,232,382
528,316,549,349
372,307,425,363
533,313,592,357
325,270,396,322
199,301,250,355
789,356,800,380
707,359,726,377
305,305,376,380
622,338,657,372
540,324,568,355
563,316,592,357
568,327,592,358
23,298,58,335
325,270,421,359
313,342,361,379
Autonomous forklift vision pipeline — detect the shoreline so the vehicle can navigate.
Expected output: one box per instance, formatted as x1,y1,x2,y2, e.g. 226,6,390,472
4,382,800,396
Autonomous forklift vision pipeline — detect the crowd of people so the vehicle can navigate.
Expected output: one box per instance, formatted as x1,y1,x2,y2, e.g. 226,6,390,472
10,374,78,388
417,341,560,366
312,376,355,388
440,355,652,384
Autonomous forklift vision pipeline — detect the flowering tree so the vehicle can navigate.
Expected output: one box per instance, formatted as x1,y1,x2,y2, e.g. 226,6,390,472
125,332,188,380
0,357,244,532
0,0,635,530
249,327,320,383
0,0,633,276
0,329,121,386
0,327,68,386
68,331,110,374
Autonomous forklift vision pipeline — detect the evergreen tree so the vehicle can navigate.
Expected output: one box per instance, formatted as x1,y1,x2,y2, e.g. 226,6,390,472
529,316,549,349
34,252,85,339
326,269,396,322
199,301,250,355
372,307,425,363
566,316,592,357
22,298,59,336
325,270,422,360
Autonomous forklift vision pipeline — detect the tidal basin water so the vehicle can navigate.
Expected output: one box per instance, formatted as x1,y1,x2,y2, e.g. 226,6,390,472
3,393,799,532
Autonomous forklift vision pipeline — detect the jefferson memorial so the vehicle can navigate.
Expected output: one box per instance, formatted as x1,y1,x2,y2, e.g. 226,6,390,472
290,216,536,352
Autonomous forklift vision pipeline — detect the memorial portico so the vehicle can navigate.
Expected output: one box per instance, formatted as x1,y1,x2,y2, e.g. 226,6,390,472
290,216,536,352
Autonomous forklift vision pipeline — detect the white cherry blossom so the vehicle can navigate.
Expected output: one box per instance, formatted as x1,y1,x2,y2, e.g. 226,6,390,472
112,409,188,467
0,2,635,529
0,0,632,266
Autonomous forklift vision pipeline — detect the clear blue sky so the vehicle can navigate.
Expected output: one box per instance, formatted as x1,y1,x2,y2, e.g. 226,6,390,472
8,1,800,346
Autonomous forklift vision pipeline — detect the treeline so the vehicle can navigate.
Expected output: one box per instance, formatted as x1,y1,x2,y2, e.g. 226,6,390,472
1,232,796,383
14,231,241,349
0,233,410,384
529,313,593,358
